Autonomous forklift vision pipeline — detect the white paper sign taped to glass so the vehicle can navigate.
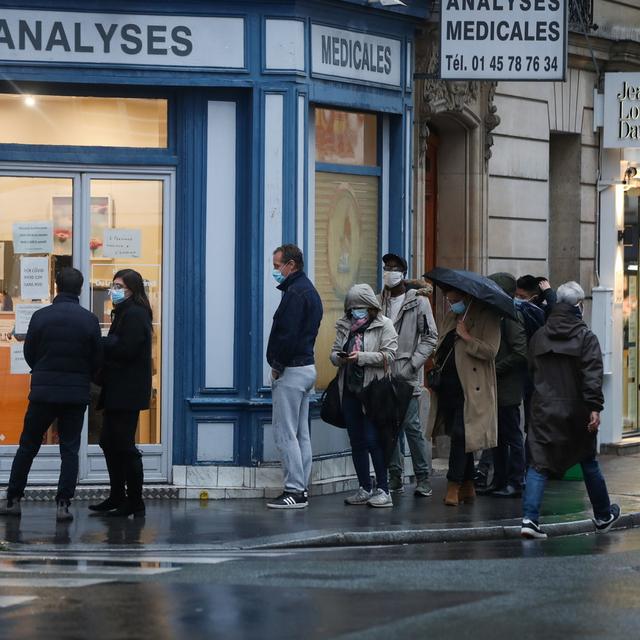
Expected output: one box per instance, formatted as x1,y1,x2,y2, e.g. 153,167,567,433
14,303,48,335
10,343,30,375
440,0,566,81
20,257,49,300
602,73,640,148
13,221,53,254
103,229,141,258
311,24,401,87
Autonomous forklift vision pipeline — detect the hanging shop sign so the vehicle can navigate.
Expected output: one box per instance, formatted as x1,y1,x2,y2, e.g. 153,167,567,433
0,9,244,69
440,0,566,81
311,24,401,88
603,73,640,148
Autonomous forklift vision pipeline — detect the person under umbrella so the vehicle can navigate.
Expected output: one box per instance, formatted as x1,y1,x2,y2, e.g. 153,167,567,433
425,280,501,506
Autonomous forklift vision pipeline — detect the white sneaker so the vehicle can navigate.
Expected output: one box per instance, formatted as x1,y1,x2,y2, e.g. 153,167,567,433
520,518,547,539
367,488,393,508
344,487,372,505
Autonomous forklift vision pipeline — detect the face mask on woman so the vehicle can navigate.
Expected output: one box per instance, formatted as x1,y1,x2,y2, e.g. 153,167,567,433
110,288,126,305
383,271,403,289
351,308,368,320
449,300,466,315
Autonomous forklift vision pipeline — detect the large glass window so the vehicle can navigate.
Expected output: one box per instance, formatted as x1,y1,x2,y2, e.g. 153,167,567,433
623,187,640,436
314,108,380,389
0,94,167,148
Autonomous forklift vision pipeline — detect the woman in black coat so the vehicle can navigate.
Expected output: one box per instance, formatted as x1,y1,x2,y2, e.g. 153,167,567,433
89,269,153,517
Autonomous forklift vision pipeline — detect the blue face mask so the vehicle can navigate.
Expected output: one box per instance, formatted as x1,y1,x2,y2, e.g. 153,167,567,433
351,308,368,320
514,297,524,306
272,268,286,285
110,289,126,305
449,300,466,315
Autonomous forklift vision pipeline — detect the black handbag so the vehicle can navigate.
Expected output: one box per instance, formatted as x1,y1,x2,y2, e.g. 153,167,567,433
320,374,346,428
426,347,454,392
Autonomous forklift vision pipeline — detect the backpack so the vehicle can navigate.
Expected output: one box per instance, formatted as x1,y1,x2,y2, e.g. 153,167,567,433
518,300,545,342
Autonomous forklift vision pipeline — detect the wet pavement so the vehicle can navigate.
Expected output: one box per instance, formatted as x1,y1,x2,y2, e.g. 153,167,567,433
0,453,638,551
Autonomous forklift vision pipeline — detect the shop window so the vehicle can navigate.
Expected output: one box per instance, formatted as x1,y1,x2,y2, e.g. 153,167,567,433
0,93,167,148
623,187,640,436
314,108,379,389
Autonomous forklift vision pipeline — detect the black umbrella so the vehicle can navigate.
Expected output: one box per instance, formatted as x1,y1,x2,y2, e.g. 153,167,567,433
423,267,518,320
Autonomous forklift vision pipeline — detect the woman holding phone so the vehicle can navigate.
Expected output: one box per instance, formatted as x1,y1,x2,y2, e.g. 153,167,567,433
89,269,153,518
330,283,397,508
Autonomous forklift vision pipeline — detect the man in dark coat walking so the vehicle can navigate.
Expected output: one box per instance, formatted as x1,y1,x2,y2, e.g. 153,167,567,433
521,281,621,539
0,268,102,522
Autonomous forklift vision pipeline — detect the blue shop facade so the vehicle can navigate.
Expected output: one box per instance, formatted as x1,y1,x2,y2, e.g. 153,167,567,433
0,0,429,496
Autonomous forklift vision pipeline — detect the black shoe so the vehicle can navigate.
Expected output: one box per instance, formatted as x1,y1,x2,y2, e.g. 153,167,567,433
56,501,73,523
491,485,522,498
266,491,308,509
473,469,488,489
477,483,503,496
521,518,547,539
0,499,21,517
106,500,146,518
593,504,621,533
88,497,124,512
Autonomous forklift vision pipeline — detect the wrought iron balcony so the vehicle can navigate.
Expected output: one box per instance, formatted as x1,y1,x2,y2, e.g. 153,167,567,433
569,0,595,32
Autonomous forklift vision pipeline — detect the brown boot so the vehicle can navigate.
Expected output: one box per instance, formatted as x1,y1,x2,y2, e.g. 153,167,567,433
443,481,461,506
459,480,476,503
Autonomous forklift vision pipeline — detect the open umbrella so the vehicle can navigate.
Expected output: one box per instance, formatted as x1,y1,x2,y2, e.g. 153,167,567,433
423,267,518,320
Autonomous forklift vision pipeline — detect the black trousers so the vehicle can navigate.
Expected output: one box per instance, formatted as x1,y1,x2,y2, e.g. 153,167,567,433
442,404,475,484
492,404,525,490
99,409,144,504
7,401,87,502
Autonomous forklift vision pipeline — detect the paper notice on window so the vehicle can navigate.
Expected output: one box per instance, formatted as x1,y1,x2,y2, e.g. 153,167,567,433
10,343,30,374
13,222,53,254
103,229,141,258
20,257,50,300
0,242,4,280
14,303,47,335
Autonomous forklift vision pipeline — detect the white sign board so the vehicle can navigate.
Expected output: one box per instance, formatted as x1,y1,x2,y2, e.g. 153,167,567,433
103,229,141,258
13,222,53,254
440,0,566,80
603,73,640,148
311,24,401,88
0,9,244,69
14,303,47,335
20,257,49,300
10,343,30,375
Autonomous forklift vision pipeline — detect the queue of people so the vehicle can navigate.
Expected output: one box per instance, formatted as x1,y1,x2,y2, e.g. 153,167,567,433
0,248,621,540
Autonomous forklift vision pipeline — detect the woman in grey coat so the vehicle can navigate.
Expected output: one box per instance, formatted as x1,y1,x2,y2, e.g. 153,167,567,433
330,284,398,508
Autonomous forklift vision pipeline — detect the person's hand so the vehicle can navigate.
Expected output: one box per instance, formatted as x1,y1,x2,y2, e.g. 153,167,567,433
538,279,551,291
456,320,472,342
587,411,601,433
271,369,280,381
346,351,359,363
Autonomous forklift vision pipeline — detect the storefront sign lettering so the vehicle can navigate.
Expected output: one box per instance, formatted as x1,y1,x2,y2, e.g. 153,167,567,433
603,73,640,148
311,25,401,87
0,9,244,69
440,0,566,80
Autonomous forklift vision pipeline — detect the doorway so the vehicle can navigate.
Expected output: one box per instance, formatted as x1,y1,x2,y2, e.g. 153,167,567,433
0,169,173,483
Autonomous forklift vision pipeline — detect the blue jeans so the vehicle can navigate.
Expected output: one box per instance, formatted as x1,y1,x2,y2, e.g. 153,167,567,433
342,389,388,492
522,456,612,522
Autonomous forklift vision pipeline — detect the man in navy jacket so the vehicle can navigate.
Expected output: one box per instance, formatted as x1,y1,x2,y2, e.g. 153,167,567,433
0,268,102,522
266,244,323,509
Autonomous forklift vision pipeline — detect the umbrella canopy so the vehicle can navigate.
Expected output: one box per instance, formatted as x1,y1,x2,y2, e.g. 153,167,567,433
423,267,518,320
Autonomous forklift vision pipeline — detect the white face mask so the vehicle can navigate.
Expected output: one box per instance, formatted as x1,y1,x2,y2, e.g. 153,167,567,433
383,271,403,289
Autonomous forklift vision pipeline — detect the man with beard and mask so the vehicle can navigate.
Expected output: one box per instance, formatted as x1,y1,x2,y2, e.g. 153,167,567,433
380,254,437,496
266,244,323,509
521,281,621,539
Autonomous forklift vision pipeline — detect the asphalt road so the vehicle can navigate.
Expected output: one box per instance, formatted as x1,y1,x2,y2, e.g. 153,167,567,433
0,528,638,639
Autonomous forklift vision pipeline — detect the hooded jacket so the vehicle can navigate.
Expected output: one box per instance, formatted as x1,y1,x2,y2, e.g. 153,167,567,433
527,303,604,478
379,281,437,396
330,284,398,399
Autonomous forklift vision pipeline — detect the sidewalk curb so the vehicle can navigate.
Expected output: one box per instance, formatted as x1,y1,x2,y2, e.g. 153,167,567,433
244,511,640,549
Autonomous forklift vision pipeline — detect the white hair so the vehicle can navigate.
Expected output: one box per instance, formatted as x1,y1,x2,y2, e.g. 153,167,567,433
556,281,585,306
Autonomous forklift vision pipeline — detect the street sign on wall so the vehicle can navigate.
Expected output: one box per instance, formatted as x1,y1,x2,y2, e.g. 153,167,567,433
440,0,566,81
603,73,640,149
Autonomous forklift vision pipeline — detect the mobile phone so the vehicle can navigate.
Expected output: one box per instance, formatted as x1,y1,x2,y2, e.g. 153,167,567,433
337,351,349,358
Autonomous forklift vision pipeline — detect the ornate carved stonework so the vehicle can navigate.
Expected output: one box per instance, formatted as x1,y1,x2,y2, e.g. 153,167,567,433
484,82,501,164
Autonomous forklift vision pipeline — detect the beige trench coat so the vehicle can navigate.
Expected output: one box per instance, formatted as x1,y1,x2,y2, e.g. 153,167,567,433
427,301,501,453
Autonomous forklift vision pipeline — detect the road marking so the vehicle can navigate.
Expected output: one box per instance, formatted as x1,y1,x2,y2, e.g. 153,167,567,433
0,564,179,576
0,578,114,588
0,596,37,608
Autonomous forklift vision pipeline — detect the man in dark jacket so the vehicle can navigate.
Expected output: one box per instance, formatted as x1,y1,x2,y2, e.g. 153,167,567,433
0,268,102,522
266,244,323,509
521,281,621,539
516,274,557,319
480,273,528,498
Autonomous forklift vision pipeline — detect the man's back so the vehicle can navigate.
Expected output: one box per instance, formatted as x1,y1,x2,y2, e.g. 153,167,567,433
24,293,102,405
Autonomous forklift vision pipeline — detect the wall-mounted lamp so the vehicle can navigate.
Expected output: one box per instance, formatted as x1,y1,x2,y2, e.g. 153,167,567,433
24,95,36,108
623,166,638,186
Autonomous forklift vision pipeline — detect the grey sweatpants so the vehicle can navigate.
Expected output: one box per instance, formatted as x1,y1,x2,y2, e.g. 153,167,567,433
272,365,316,493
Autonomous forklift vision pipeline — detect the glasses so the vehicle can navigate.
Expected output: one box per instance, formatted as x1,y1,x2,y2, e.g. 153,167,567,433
110,283,127,291
383,265,404,272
